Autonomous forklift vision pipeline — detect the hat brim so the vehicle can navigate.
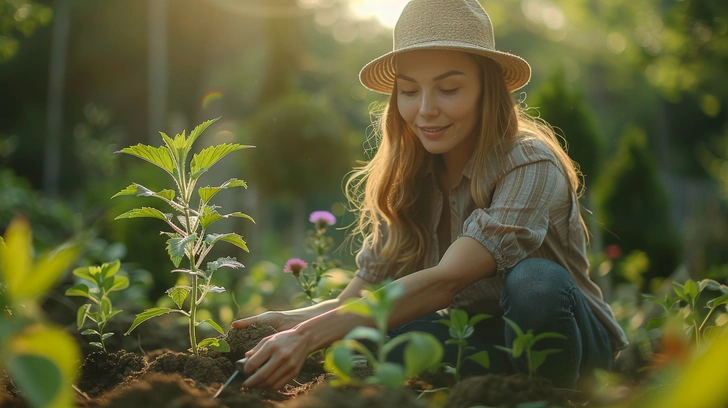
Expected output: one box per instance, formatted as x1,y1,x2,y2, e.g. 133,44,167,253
359,41,532,94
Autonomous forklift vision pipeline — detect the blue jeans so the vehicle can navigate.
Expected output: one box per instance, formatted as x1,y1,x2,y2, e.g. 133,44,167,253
387,258,614,388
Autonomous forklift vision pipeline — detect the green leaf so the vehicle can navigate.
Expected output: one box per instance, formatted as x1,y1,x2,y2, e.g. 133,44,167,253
646,316,666,331
111,184,141,199
72,265,100,284
204,233,248,252
76,304,90,329
65,284,90,299
9,355,62,408
107,310,122,322
450,309,468,331
198,319,225,335
494,345,513,355
166,234,198,268
228,212,256,224
101,297,112,318
435,318,451,328
685,279,699,300
198,178,248,204
403,333,443,377
187,117,221,151
106,275,130,293
207,257,244,272
529,349,562,373
707,293,728,308
189,143,253,180
166,286,191,308
199,211,223,230
467,350,490,368
374,362,407,388
512,337,525,358
673,281,685,297
90,342,104,349
118,144,176,175
115,207,169,222
383,282,405,303
533,331,568,343
503,317,525,337
100,260,121,280
698,279,725,293
468,313,491,327
101,333,114,341
324,344,353,380
197,338,231,353
125,308,171,335
81,329,100,336
344,326,383,343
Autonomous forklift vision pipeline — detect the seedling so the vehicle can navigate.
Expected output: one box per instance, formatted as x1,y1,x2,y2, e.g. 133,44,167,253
644,278,728,347
495,317,566,376
65,259,128,351
113,117,255,355
435,308,491,382
324,281,443,388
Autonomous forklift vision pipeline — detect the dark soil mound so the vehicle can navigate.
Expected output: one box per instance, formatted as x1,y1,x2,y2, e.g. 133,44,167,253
95,373,221,408
77,350,147,398
444,374,571,408
284,384,428,408
222,323,277,364
146,350,233,386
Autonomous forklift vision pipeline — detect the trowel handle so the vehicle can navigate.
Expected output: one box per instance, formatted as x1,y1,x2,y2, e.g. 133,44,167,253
235,357,249,376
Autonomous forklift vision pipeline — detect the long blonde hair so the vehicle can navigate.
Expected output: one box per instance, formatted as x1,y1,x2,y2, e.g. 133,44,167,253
345,56,587,278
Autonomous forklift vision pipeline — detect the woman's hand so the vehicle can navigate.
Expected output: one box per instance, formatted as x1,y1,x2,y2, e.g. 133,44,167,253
231,310,300,332
241,328,312,390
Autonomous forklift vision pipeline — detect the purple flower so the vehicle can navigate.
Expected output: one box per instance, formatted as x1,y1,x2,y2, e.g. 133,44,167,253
283,258,308,278
309,210,336,232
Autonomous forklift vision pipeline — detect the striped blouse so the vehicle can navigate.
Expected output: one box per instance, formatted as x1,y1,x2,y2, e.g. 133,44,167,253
355,135,629,351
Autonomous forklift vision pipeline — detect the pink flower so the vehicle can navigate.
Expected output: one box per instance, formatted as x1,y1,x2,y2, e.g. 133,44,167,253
283,258,308,278
604,245,621,260
309,210,336,231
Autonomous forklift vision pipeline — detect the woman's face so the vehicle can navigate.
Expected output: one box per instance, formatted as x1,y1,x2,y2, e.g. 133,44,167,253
395,49,482,163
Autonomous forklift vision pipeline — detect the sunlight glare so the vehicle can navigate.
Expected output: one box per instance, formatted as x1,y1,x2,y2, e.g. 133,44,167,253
348,0,410,28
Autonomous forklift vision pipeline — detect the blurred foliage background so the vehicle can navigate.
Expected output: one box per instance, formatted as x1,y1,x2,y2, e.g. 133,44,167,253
0,0,727,356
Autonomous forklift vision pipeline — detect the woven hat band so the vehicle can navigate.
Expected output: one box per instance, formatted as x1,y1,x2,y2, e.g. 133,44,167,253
394,0,495,51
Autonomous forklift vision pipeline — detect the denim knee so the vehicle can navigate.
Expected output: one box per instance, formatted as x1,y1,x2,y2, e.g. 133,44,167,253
500,258,576,311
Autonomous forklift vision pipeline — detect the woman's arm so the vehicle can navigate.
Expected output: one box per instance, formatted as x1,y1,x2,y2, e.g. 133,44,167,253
241,236,496,389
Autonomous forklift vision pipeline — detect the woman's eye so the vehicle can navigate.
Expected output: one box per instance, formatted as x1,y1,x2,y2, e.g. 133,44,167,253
400,89,418,96
441,88,459,95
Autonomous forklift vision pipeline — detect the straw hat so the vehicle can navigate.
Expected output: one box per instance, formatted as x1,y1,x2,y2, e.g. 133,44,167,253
359,0,532,94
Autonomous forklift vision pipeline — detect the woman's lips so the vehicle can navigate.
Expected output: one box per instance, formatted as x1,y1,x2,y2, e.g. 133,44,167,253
417,125,451,139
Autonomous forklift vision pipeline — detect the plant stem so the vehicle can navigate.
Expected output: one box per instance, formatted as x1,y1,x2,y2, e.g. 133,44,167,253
455,344,463,382
185,208,199,355
698,306,718,341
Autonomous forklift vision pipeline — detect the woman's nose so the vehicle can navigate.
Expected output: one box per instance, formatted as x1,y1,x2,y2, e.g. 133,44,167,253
418,92,439,117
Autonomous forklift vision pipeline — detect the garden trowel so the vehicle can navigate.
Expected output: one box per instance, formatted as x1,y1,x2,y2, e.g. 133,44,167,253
212,357,250,398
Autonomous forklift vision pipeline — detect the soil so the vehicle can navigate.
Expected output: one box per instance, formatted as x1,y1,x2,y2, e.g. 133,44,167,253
444,373,574,408
77,350,147,397
284,384,429,408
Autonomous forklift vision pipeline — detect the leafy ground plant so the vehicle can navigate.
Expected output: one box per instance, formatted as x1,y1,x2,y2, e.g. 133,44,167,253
644,278,728,347
435,308,491,383
324,281,443,388
65,259,128,351
113,117,254,355
495,317,567,376
0,217,82,408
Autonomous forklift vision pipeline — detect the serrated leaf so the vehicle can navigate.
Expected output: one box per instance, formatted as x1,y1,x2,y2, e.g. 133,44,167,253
166,286,191,308
166,234,198,267
228,212,255,223
198,319,225,335
77,304,90,329
65,284,90,299
111,184,141,199
115,207,169,222
198,178,248,204
197,338,230,353
190,144,253,180
207,257,244,272
187,117,221,151
199,211,223,230
125,308,171,335
467,350,490,368
118,144,176,175
204,233,248,252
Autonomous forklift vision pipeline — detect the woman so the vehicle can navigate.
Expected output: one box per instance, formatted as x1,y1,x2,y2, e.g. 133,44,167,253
232,0,627,390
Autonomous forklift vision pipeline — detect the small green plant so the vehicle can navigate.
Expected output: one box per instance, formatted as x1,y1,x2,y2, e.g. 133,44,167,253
113,117,255,355
324,281,443,388
65,259,128,351
284,210,349,304
0,217,82,408
495,317,567,376
435,308,491,382
644,278,728,347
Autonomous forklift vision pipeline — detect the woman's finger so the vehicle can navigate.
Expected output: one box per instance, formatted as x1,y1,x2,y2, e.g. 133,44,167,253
231,316,256,329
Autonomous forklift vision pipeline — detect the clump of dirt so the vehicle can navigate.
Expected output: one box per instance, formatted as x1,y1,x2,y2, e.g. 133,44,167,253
146,350,233,386
77,350,147,398
444,374,572,408
91,373,221,408
222,324,277,363
284,384,429,408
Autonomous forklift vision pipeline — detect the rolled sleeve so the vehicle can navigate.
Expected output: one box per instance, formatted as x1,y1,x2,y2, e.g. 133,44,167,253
459,159,567,275
354,222,392,284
